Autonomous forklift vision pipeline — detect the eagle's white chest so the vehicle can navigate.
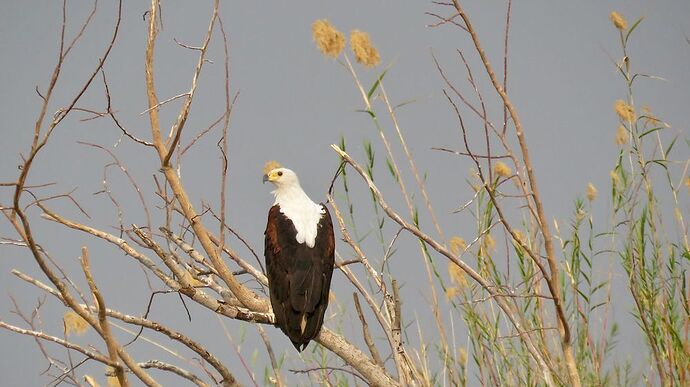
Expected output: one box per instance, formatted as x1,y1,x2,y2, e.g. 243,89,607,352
274,188,324,248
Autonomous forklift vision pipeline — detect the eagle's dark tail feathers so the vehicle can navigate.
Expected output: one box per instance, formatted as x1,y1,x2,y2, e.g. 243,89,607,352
282,309,326,352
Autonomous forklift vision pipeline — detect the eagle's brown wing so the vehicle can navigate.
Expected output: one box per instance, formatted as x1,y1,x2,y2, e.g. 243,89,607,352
264,204,335,351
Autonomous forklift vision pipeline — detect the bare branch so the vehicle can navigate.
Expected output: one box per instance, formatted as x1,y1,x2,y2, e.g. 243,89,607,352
317,328,398,387
137,360,209,387
162,0,220,167
257,325,285,387
144,0,267,312
432,147,511,159
139,92,190,115
78,141,152,231
80,246,128,386
353,293,384,368
0,321,114,366
100,69,154,147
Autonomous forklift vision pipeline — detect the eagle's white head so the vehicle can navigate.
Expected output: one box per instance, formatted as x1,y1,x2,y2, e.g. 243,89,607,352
263,164,324,247
263,167,300,190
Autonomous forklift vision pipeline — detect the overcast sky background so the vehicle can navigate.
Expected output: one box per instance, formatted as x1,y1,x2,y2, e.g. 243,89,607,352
1,1,689,385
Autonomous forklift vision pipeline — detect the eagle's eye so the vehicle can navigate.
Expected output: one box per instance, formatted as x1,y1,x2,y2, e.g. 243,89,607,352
277,171,283,177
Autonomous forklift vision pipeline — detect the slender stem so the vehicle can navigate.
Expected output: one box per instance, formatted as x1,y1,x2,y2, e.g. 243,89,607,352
332,144,555,385
450,2,579,384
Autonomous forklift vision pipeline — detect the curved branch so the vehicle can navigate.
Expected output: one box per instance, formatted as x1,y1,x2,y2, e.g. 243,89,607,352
137,360,208,387
143,0,267,313
38,207,272,324
331,144,554,385
317,328,399,387
0,321,114,366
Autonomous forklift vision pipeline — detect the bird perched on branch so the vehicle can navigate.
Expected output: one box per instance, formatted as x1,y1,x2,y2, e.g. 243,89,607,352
263,161,335,351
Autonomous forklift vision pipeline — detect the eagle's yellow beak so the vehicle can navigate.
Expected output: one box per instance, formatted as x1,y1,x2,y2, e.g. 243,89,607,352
263,161,283,183
263,170,279,184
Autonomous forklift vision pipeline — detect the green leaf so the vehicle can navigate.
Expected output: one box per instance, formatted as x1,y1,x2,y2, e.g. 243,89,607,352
665,135,678,156
639,126,664,139
355,109,377,119
393,99,416,110
591,301,608,311
639,207,648,255
645,159,669,170
624,16,644,45
367,69,389,99
592,280,609,294
680,248,690,264
364,140,374,168
386,158,397,180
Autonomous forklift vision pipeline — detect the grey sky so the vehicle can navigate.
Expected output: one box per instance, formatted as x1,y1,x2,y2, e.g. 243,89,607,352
1,1,689,385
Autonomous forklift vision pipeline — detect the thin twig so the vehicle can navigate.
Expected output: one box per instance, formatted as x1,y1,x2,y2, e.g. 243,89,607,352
137,360,208,387
162,0,219,166
80,246,127,386
0,321,114,366
257,325,285,387
78,141,152,231
139,92,190,115
353,293,385,368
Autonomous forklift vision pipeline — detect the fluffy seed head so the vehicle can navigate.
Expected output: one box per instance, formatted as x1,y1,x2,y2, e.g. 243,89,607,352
458,348,468,365
576,208,587,221
615,100,636,122
448,261,467,288
63,310,88,336
483,234,496,253
494,161,512,178
350,30,380,67
449,236,466,256
587,182,598,201
312,19,345,58
610,11,628,30
445,286,459,300
610,170,621,187
615,125,628,145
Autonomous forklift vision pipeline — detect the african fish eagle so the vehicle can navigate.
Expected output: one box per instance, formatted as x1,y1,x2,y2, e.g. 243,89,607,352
263,165,335,351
